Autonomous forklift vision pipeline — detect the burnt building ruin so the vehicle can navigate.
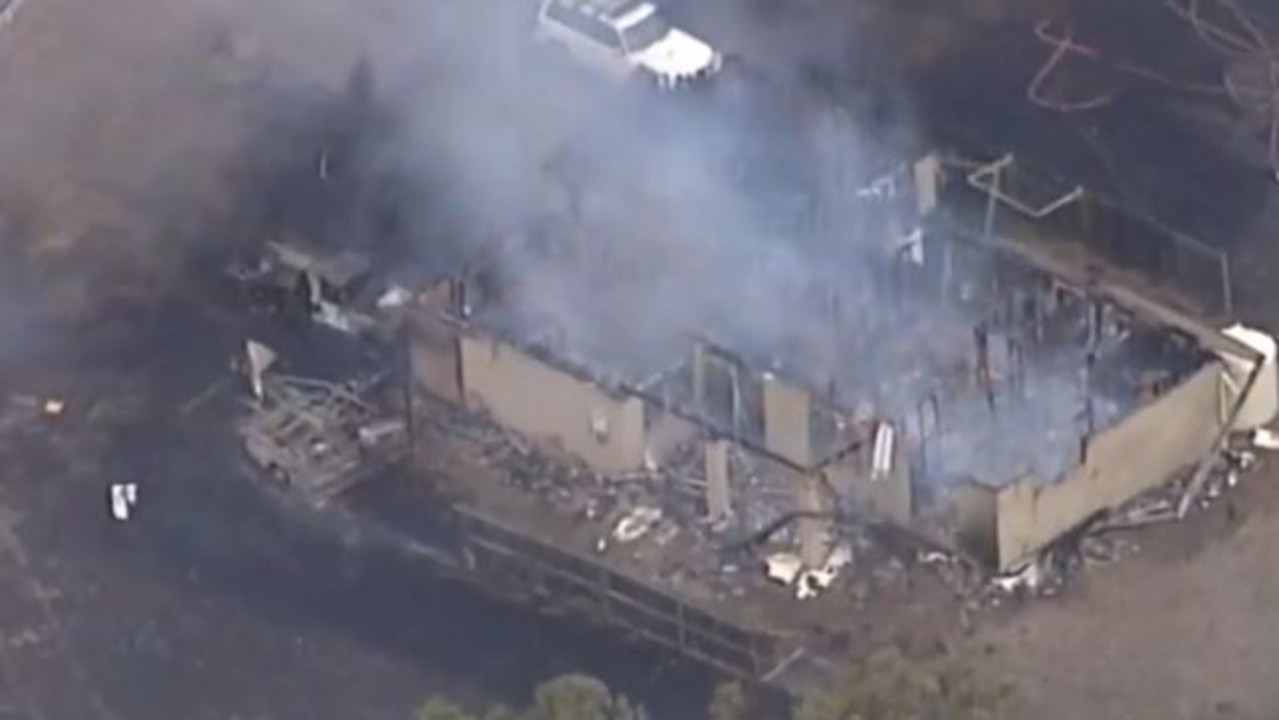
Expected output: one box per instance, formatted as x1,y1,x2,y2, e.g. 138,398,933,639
227,53,1277,694
358,148,1275,689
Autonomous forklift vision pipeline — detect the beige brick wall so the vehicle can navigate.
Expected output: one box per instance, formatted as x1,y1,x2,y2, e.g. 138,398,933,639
995,361,1224,569
459,334,647,475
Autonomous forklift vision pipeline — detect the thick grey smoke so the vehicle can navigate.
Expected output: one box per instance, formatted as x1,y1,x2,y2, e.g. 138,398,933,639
358,0,1161,493
0,0,1179,490
359,0,1168,489
365,0,924,387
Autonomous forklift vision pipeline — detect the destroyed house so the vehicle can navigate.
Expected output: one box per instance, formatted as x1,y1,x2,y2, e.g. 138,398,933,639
404,274,912,683
924,151,1271,569
391,147,1275,689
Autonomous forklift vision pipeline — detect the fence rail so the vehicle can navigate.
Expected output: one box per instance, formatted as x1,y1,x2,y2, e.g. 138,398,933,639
943,165,1235,321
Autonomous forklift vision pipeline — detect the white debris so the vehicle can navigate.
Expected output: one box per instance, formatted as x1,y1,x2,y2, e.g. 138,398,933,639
357,419,406,448
799,568,836,596
794,544,854,600
612,507,662,544
919,550,951,565
109,483,138,522
992,560,1042,594
824,543,853,572
642,449,658,473
871,422,896,481
765,552,803,586
796,573,822,600
1253,427,1279,450
41,399,65,417
315,302,357,334
376,285,412,310
890,226,925,265
245,340,277,401
766,543,852,601
589,410,609,442
1234,448,1258,471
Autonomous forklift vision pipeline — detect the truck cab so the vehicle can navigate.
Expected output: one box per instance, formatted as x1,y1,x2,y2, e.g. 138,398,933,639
535,0,723,88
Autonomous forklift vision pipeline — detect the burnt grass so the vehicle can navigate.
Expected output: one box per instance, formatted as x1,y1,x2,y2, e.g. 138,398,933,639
0,82,717,719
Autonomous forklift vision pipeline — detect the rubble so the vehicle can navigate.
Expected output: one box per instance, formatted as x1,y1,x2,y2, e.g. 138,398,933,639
1253,427,1279,450
237,367,406,503
1079,533,1139,566
765,552,804,585
109,483,138,522
613,507,663,544
990,561,1042,595
795,543,854,600
357,419,407,449
376,285,412,310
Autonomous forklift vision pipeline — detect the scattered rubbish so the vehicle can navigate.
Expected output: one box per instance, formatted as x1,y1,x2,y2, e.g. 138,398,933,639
1080,533,1139,566
795,573,823,600
766,543,853,601
765,552,803,585
315,302,358,334
376,285,412,310
1228,447,1258,472
109,483,138,522
1107,495,1177,529
919,550,951,565
991,560,1041,594
357,419,407,448
796,546,852,600
1253,427,1279,450
612,507,662,544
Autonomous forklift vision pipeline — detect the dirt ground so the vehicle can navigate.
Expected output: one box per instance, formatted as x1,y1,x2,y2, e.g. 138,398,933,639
4,0,1279,719
975,472,1279,720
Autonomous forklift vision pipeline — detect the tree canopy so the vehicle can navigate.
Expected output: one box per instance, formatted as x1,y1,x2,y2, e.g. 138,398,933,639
414,655,1011,720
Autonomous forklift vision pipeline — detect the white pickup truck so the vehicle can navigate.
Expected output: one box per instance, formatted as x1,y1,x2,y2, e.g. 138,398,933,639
534,0,723,88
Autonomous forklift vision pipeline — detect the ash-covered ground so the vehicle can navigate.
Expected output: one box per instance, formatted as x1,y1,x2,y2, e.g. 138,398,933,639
0,0,722,718
5,0,1279,719
0,266,716,720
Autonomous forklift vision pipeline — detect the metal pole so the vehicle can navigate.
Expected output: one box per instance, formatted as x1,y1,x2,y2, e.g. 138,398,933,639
1177,354,1264,518
982,163,1001,242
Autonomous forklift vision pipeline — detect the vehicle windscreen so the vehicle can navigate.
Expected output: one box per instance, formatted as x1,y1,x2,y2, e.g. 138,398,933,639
620,12,670,52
